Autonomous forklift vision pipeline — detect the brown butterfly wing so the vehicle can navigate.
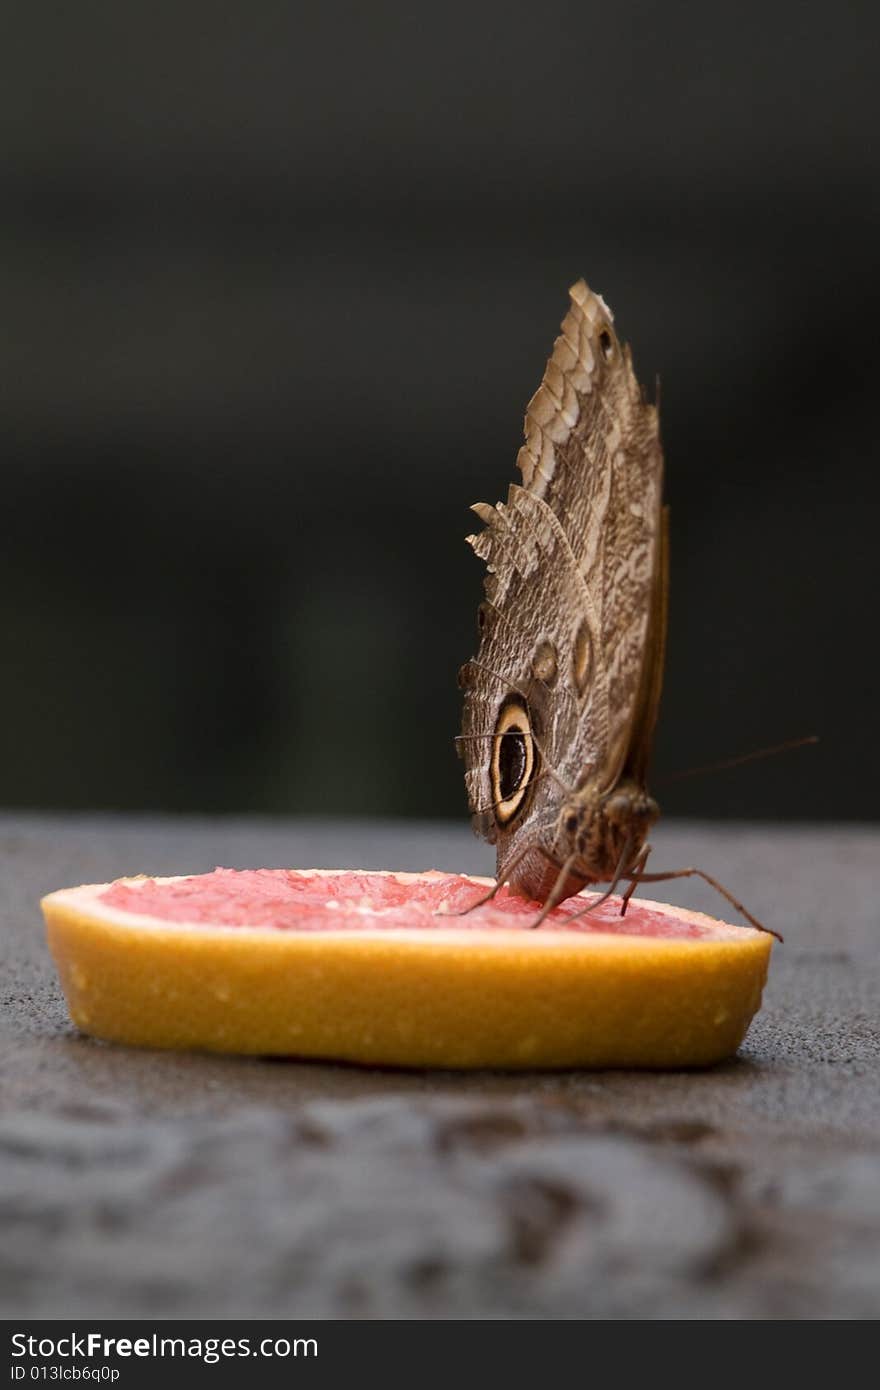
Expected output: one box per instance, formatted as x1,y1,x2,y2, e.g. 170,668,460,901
623,502,669,788
459,280,665,875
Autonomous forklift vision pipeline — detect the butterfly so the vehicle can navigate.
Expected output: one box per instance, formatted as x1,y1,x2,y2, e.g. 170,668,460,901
457,280,770,934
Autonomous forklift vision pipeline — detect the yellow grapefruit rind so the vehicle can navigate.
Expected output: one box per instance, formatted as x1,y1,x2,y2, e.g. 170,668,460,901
41,869,772,1069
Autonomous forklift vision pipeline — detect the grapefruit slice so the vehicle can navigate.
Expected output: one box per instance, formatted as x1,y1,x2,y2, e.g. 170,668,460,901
41,867,773,1069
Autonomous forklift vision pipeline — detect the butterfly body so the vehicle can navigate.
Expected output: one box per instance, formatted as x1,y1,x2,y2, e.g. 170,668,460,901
458,280,667,910
498,779,659,903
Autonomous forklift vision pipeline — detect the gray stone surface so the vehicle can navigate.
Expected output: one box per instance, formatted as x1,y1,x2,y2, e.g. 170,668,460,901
1,812,878,1318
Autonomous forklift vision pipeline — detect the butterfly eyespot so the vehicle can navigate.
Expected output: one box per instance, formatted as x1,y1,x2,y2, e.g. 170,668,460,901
572,619,594,695
598,327,614,360
532,639,558,686
490,697,536,826
564,813,579,836
477,601,495,638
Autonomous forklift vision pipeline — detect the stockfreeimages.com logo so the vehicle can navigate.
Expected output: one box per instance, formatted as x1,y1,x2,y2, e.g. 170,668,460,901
11,1332,317,1369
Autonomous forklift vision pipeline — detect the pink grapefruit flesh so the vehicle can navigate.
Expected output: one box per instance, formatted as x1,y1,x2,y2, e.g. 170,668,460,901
42,867,773,1069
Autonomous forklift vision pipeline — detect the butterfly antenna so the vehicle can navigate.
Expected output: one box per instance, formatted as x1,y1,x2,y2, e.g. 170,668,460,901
664,735,818,784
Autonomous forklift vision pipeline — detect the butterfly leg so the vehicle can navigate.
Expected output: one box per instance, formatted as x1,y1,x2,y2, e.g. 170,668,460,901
441,879,502,916
619,843,651,916
627,866,782,941
441,842,535,917
528,853,579,929
550,836,635,926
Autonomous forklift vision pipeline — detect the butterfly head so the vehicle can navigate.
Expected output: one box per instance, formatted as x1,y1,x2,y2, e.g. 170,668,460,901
561,780,658,872
503,780,659,903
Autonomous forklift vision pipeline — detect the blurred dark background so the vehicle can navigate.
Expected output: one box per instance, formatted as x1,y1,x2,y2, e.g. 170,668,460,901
3,1,877,822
